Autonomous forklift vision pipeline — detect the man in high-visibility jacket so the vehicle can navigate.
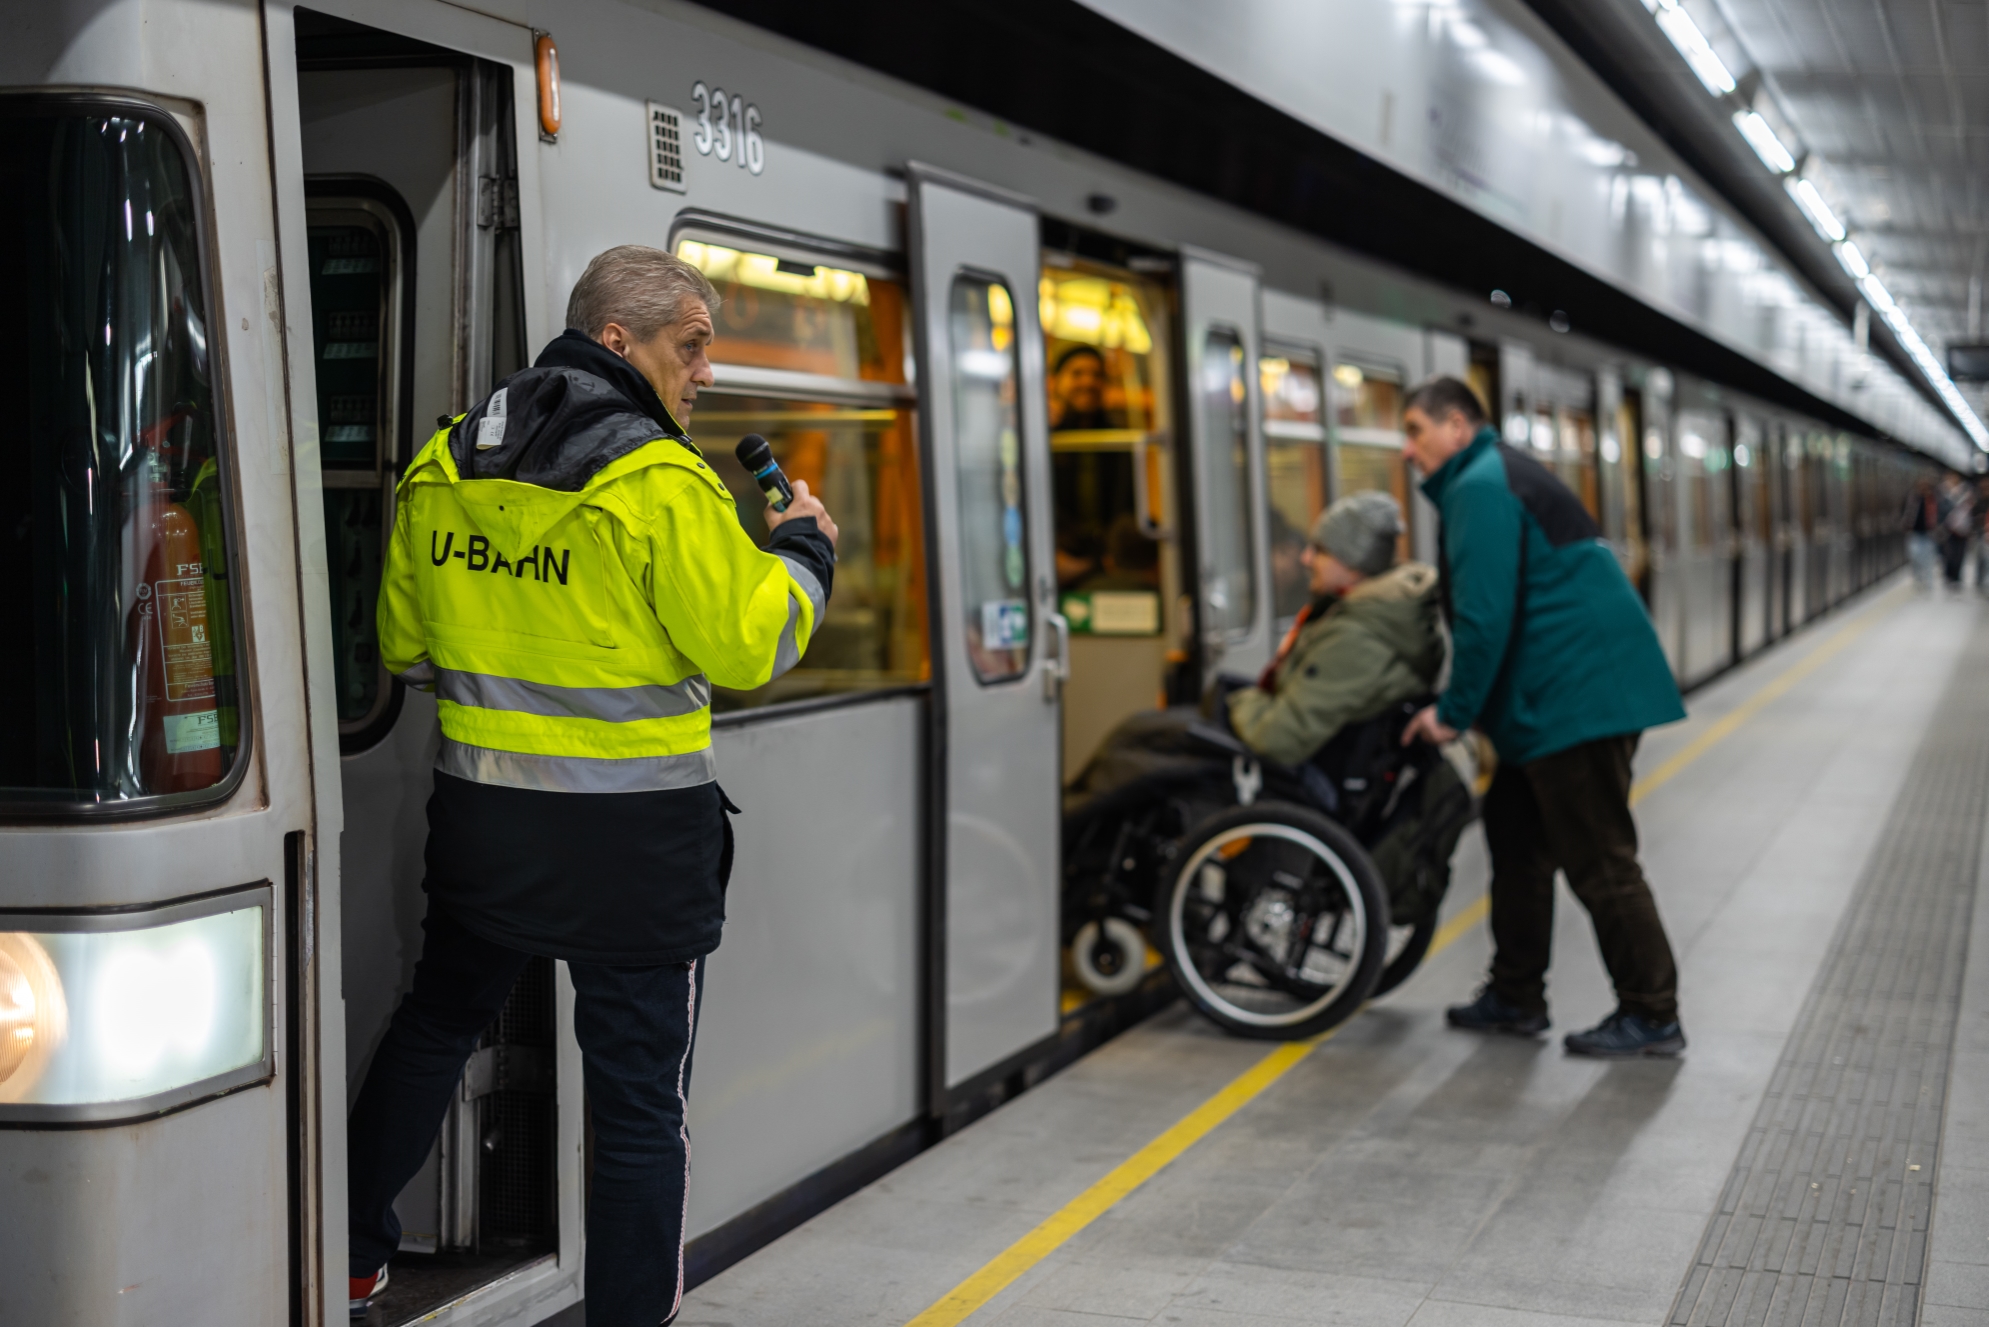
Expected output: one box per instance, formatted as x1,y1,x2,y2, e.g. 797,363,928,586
345,246,838,1326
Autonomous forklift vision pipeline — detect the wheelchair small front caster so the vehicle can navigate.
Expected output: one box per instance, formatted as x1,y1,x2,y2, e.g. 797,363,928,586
1071,917,1148,997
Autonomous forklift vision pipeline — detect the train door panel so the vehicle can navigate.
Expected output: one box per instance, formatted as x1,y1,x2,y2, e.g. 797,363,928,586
1641,377,1683,676
907,166,1062,1090
1181,250,1272,685
1734,415,1769,656
267,3,577,1323
1673,407,1730,685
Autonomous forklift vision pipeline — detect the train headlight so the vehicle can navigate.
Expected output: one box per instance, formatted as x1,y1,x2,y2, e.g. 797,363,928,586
0,886,269,1122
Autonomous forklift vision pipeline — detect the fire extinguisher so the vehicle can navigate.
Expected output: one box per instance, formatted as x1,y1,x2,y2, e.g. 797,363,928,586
128,447,223,794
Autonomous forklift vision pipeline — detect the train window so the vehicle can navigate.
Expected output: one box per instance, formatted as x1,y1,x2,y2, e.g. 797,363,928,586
1333,360,1402,433
945,278,1030,682
700,395,927,706
0,106,244,809
308,196,409,743
1261,349,1328,621
677,240,908,384
679,237,929,711
1198,329,1257,639
1552,407,1600,518
1042,262,1170,636
1332,359,1411,563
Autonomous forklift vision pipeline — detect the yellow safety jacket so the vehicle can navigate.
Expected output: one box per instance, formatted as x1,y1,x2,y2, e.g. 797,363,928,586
378,401,823,794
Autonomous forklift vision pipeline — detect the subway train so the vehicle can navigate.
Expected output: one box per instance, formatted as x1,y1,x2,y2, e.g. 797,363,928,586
0,1,1945,1324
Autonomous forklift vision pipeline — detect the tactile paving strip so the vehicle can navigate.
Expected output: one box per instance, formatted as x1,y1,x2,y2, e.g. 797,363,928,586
1670,617,1989,1327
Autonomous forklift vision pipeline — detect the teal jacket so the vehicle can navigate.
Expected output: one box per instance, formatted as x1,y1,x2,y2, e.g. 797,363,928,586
1424,427,1683,765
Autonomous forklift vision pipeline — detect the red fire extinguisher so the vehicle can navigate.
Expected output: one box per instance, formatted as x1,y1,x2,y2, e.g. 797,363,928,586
128,448,223,794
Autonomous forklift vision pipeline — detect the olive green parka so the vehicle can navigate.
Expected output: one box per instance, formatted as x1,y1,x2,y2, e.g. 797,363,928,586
1226,561,1445,767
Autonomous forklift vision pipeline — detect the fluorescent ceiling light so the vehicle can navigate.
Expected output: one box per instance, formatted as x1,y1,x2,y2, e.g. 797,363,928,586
1857,273,1895,314
1834,242,1869,279
1732,111,1795,174
1653,1,1736,95
1787,176,1846,242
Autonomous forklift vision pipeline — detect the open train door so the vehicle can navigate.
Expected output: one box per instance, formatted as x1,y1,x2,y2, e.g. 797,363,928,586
906,164,1065,1101
1181,249,1273,684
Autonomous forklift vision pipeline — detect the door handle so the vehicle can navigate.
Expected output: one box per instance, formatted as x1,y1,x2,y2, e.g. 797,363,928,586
1043,611,1070,702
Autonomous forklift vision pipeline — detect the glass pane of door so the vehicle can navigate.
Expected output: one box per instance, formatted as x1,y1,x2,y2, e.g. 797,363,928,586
1261,348,1326,621
1197,328,1255,639
700,394,927,709
308,205,403,738
951,277,1031,682
0,106,242,806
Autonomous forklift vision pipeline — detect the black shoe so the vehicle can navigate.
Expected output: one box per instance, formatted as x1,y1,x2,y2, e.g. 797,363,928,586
1564,1010,1686,1058
1445,987,1549,1036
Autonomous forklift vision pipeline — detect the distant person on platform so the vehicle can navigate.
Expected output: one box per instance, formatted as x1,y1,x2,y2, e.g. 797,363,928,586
1937,471,1976,592
1049,345,1115,431
1903,477,1939,592
1976,477,1989,597
1399,377,1688,1059
1228,492,1442,768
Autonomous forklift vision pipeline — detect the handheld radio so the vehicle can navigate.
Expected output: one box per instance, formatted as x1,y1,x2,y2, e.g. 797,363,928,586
735,433,793,513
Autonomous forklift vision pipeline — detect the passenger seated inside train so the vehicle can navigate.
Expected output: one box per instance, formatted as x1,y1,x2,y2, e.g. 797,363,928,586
1226,491,1442,766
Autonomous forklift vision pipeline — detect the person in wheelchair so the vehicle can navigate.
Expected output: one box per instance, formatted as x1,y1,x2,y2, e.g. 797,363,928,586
1062,493,1474,1034
1226,491,1443,768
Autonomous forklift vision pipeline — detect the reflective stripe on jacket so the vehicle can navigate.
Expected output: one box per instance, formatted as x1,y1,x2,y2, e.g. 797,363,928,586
379,415,823,793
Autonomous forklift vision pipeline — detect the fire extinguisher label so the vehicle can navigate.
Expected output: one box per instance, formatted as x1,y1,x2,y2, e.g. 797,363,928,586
155,576,217,702
163,710,222,754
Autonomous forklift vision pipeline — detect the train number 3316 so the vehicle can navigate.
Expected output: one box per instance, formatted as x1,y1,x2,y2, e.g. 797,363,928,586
690,81,765,176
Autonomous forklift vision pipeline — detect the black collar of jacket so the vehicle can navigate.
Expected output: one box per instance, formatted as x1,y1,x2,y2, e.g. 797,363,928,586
449,330,698,490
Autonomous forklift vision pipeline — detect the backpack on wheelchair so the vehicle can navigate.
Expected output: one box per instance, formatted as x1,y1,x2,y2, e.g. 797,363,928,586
1061,696,1479,1039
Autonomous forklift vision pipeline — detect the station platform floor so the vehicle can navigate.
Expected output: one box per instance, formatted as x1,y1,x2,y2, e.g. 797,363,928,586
680,577,1989,1327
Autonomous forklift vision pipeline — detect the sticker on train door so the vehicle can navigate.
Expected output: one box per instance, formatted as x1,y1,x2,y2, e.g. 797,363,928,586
981,599,1029,649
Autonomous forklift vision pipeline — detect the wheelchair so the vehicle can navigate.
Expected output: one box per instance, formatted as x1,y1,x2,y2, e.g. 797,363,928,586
1061,696,1478,1040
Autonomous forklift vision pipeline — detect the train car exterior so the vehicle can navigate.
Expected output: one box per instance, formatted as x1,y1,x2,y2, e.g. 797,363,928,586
0,1,1957,1324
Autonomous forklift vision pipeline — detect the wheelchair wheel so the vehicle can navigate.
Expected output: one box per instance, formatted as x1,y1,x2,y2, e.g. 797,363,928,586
1371,910,1439,998
1072,918,1149,997
1158,802,1388,1040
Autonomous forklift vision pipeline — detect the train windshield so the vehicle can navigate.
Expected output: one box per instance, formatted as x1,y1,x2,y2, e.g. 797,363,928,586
0,106,242,808
676,238,930,710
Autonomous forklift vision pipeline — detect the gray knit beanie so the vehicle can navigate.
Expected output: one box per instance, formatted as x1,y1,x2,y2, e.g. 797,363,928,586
1309,490,1402,577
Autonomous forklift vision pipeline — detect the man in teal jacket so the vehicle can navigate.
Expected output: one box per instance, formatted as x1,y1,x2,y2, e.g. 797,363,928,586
1400,378,1687,1057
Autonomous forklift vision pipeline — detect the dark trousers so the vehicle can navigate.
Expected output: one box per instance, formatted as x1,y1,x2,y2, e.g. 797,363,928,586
1483,733,1679,1023
348,903,705,1326
1942,535,1969,585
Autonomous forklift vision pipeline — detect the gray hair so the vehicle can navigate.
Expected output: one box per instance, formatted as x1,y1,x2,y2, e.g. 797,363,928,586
1403,375,1488,427
1310,490,1403,578
565,245,720,341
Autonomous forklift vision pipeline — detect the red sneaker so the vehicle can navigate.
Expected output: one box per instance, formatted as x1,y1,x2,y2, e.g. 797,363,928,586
349,1263,390,1318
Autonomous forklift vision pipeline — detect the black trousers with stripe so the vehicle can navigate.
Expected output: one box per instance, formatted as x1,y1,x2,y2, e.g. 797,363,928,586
348,901,705,1325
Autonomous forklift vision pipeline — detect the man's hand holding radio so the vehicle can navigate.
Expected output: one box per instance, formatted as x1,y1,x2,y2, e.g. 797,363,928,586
766,479,839,550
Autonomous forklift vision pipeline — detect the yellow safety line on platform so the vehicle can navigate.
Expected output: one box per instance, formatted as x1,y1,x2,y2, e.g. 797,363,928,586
904,586,1900,1327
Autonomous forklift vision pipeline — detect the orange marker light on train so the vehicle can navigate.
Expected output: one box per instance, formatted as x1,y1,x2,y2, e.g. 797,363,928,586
535,33,561,140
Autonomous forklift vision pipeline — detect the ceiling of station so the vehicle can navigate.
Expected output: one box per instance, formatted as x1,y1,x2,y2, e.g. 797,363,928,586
1722,0,1989,354
1525,0,1989,445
